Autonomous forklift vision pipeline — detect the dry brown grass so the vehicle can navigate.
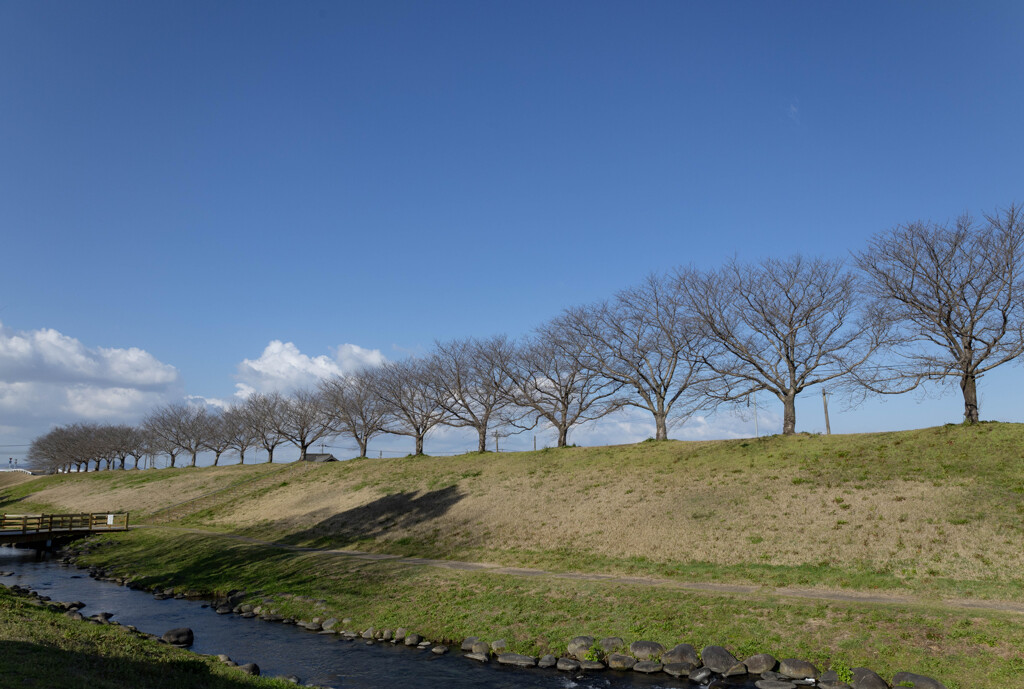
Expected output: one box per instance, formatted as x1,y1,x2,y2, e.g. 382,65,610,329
11,424,1024,592
3,463,283,516
0,472,36,490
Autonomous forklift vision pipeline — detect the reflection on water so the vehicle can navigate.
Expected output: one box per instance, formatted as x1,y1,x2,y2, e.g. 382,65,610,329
0,547,756,689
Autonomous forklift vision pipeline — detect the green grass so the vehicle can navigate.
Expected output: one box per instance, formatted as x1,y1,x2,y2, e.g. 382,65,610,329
0,585,293,689
74,528,1024,689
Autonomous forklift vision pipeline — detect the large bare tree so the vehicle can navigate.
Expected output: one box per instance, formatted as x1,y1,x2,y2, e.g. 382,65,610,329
681,255,887,435
558,273,714,441
370,358,447,456
500,324,624,447
855,205,1024,422
320,370,389,458
427,336,516,453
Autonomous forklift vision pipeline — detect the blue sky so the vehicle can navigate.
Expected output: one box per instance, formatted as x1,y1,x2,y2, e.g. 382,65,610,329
2,2,1023,461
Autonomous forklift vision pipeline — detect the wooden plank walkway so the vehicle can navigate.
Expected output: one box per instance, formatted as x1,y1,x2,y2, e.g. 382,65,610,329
0,513,130,546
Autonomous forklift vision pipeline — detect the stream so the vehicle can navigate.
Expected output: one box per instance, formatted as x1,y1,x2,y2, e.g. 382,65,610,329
0,547,760,689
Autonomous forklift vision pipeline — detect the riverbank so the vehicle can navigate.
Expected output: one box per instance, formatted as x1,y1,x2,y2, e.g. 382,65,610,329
6,424,1024,688
70,528,1024,689
6,424,1024,601
0,581,294,689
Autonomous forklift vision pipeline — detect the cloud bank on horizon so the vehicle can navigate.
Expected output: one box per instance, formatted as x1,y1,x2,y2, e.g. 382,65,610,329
0,321,182,436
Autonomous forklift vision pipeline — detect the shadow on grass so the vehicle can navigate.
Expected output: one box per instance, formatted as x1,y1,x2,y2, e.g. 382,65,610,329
0,640,282,689
276,484,465,548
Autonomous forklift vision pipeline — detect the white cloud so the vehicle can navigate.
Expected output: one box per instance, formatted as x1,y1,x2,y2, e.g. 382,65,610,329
185,395,231,411
66,386,170,419
334,343,386,372
0,321,178,388
0,321,182,442
234,340,386,398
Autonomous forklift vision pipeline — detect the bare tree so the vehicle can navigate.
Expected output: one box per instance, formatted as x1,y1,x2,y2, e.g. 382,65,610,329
144,404,195,468
427,336,516,453
106,424,146,470
28,423,107,473
272,389,336,460
27,426,69,473
239,393,286,462
222,405,258,464
152,403,210,467
855,205,1024,423
320,370,388,458
681,255,887,435
370,358,447,456
558,273,714,441
500,324,624,447
200,410,234,466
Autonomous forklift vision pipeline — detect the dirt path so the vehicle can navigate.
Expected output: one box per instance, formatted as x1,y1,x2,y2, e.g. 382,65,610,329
137,526,1024,616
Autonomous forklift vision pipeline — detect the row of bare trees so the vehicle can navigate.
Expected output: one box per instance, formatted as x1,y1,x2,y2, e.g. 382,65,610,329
27,204,1024,471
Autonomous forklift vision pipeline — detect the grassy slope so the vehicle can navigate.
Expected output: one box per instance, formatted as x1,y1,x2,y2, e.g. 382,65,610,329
7,423,1021,599
0,586,292,689
5,424,1024,688
78,528,1024,689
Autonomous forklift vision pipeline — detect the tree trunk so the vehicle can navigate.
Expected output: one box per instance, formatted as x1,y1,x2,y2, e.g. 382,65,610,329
654,412,668,441
168,452,177,468
415,434,424,456
266,446,274,463
557,426,569,448
299,443,309,461
477,427,488,453
782,393,797,435
961,372,980,423
239,449,245,464
189,451,197,467
212,451,221,467
358,438,368,458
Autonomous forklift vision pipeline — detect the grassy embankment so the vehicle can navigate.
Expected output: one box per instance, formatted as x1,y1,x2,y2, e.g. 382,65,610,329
0,586,293,689
3,423,1024,688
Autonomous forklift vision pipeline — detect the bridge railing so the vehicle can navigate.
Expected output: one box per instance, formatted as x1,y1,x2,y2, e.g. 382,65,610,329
0,512,130,533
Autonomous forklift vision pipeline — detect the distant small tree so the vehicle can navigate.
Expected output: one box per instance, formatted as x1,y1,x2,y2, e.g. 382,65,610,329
427,336,516,453
558,273,715,440
222,405,258,464
369,358,447,456
855,205,1024,423
239,393,286,462
272,389,336,460
200,410,234,466
320,370,388,458
143,404,192,468
499,324,624,447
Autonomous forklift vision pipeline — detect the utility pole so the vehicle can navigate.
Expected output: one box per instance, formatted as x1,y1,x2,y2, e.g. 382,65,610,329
533,435,536,451
750,393,759,438
494,431,499,453
822,387,832,435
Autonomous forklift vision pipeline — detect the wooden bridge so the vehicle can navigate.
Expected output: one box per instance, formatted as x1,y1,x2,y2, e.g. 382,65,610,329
0,513,130,547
